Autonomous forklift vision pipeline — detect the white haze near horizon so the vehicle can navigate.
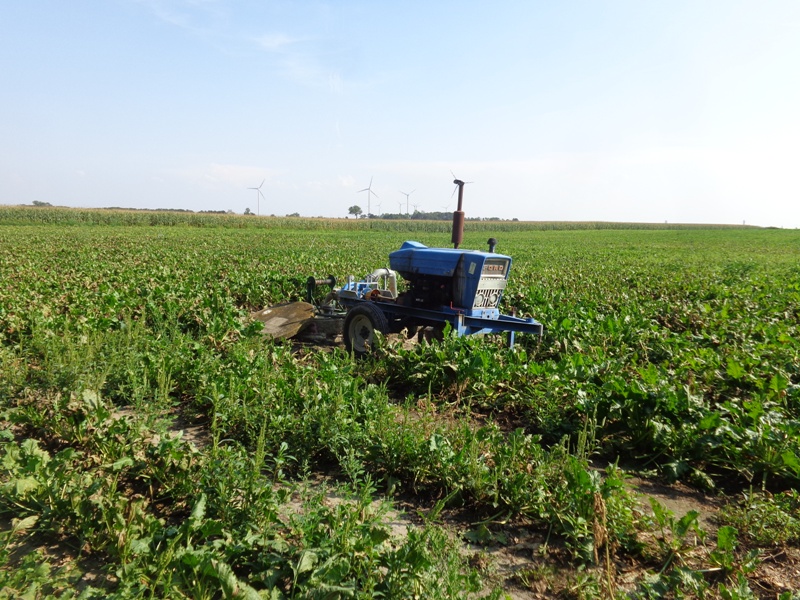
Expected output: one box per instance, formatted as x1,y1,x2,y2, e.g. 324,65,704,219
1,1,799,228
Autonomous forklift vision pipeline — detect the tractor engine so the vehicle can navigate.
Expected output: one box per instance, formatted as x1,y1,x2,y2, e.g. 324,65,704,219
388,241,511,317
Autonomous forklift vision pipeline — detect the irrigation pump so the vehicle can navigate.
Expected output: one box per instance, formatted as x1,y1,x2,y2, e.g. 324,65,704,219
252,177,543,354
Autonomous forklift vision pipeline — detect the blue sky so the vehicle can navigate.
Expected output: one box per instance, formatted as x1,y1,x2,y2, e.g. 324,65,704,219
2,1,799,227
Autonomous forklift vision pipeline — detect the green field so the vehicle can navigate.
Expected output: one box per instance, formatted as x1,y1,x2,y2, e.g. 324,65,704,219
1,209,799,598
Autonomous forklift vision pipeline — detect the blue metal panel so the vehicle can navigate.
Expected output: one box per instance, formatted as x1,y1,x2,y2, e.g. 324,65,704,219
389,241,511,279
389,241,514,309
389,241,461,277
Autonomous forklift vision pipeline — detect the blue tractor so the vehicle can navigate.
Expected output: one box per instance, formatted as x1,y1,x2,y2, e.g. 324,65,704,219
303,179,543,354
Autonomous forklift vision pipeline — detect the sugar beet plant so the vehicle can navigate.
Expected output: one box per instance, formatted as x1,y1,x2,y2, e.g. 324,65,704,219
1,217,799,596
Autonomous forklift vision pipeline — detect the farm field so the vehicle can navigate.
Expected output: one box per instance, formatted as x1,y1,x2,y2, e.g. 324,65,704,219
1,210,799,598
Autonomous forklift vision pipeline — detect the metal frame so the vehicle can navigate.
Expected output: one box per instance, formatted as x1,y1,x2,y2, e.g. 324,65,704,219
337,297,542,345
305,245,543,347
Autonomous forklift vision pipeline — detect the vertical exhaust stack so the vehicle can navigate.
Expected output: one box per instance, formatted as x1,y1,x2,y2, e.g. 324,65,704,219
451,178,466,249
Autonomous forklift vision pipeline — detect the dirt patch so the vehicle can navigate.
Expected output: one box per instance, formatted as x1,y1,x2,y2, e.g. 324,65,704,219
0,517,117,593
166,412,211,450
750,547,800,596
627,475,723,531
112,405,211,450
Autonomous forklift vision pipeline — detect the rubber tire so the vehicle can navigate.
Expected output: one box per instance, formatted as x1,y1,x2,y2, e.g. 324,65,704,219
344,303,389,356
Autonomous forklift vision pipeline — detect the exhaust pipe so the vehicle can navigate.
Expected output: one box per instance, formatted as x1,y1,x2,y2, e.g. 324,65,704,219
451,179,466,249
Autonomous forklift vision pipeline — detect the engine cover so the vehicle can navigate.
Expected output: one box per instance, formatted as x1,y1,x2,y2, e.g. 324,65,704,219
389,241,511,314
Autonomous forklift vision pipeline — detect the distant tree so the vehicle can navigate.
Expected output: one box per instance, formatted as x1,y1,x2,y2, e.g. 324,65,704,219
348,205,362,218
286,212,300,217
244,208,253,215
32,201,52,207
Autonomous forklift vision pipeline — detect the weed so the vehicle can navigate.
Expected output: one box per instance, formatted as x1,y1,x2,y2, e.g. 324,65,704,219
719,489,800,546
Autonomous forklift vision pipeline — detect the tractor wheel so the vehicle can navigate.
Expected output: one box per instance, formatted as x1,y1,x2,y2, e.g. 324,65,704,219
344,303,389,356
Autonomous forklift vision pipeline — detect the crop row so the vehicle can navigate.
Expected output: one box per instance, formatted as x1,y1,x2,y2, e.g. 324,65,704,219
1,223,799,597
6,226,796,487
0,205,758,231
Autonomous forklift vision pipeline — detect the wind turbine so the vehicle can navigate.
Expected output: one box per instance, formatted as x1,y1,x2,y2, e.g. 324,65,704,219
358,177,379,218
247,179,266,216
400,189,415,215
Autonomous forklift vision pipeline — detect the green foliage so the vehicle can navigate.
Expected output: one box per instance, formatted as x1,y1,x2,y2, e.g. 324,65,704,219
719,489,800,546
0,204,761,230
634,501,759,599
1,219,799,595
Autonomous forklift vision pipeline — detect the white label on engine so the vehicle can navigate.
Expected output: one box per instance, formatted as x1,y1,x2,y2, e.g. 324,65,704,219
469,261,476,275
